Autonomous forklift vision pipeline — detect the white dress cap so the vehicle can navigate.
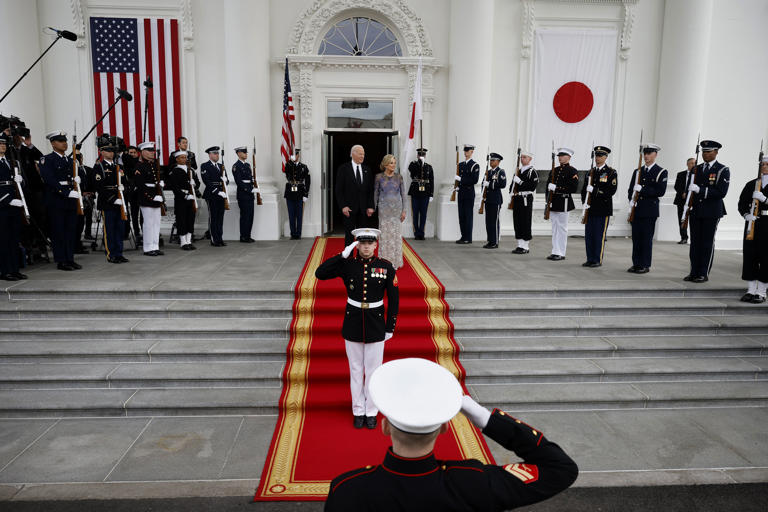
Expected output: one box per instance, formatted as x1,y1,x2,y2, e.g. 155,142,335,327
138,141,156,151
520,150,534,158
556,147,574,157
351,228,381,241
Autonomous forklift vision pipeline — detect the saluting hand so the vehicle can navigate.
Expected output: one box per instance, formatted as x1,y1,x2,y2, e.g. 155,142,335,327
341,241,359,258
460,395,491,430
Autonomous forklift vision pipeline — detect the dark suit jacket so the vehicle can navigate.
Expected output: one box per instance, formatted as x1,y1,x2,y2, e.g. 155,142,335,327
335,161,374,215
673,170,690,206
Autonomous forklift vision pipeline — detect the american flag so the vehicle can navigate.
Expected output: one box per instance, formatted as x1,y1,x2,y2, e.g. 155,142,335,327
280,58,295,172
90,17,182,165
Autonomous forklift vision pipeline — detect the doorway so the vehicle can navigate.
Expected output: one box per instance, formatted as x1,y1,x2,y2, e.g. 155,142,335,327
322,130,399,234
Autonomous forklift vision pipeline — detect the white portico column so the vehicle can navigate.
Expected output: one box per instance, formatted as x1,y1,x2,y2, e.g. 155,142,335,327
437,0,495,241
653,0,714,241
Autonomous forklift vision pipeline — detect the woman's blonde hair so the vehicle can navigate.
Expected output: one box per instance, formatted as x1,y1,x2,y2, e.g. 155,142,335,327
380,154,396,172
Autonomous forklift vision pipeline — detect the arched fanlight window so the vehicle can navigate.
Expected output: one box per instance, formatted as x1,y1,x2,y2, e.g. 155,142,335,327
319,17,403,57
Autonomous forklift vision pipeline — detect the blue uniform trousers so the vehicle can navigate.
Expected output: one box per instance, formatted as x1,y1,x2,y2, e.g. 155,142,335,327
631,217,656,269
689,217,719,278
411,196,429,238
0,209,21,274
457,190,474,241
238,193,254,239
50,208,77,263
585,215,609,264
208,198,225,243
101,209,124,259
485,204,501,245
286,199,303,238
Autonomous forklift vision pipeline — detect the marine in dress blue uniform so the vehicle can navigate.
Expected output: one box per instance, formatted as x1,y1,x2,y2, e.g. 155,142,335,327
39,131,84,271
325,358,578,511
509,150,538,254
93,144,128,263
0,134,28,280
284,149,311,239
580,146,618,267
232,146,256,243
126,141,165,256
738,156,768,303
200,146,227,246
627,143,667,274
483,153,507,249
455,144,480,244
684,140,729,283
407,148,434,240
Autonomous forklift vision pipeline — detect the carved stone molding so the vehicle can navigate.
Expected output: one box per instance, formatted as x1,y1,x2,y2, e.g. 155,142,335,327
288,0,433,57
620,0,637,60
180,0,194,50
70,0,87,47
521,0,536,59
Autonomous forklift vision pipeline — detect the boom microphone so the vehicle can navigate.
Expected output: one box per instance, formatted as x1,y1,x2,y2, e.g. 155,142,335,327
47,27,78,42
116,88,133,101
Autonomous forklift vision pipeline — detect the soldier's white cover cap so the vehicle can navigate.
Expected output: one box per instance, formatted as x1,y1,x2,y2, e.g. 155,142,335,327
762,156,768,163
520,150,534,158
45,131,67,141
369,358,463,434
556,147,574,157
138,141,155,151
643,143,661,152
172,150,188,158
351,228,381,241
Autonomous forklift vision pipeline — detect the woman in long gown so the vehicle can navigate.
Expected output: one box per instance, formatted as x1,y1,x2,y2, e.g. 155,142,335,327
373,154,406,268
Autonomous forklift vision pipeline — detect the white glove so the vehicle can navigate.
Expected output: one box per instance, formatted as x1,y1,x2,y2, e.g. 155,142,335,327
159,180,165,188
9,199,24,207
429,197,433,203
583,204,590,210
744,213,757,222
384,332,393,341
547,183,557,192
218,191,227,198
688,183,700,194
753,191,767,203
629,201,636,209
482,180,489,188
13,174,23,183
114,199,123,206
341,241,359,258
587,185,594,193
253,188,260,194
152,195,163,202
633,184,642,192
454,176,461,182
74,176,81,184
512,175,522,185
118,185,124,192
460,395,491,430
302,196,308,202
185,194,195,201
68,190,81,199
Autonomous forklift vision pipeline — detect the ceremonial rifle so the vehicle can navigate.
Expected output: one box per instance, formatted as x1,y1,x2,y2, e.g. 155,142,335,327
478,147,490,214
746,140,764,241
581,143,596,224
10,157,30,225
680,133,701,230
252,136,263,206
507,142,521,210
450,136,459,202
71,122,84,216
113,135,128,221
627,130,644,223
544,141,555,220
187,165,198,213
220,144,231,210
154,138,167,216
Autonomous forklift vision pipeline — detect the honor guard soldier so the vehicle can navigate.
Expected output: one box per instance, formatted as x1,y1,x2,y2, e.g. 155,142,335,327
39,131,84,271
74,152,94,250
0,134,28,280
315,229,399,430
407,147,434,240
546,148,579,261
325,358,578,511
684,140,729,283
580,146,618,267
738,156,768,303
132,141,165,256
284,148,310,239
200,146,228,247
168,150,197,251
232,146,256,243
175,136,201,240
93,143,128,263
627,143,667,274
455,144,480,244
673,158,696,244
509,150,538,254
483,153,507,249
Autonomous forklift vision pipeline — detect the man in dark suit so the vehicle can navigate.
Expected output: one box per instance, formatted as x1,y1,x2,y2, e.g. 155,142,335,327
335,144,374,245
673,158,695,244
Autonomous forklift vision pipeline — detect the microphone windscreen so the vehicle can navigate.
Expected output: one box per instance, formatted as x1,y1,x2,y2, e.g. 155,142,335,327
117,88,133,101
61,30,78,41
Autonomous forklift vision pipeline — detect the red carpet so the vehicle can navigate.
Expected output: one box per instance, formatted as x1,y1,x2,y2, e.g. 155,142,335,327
254,237,495,501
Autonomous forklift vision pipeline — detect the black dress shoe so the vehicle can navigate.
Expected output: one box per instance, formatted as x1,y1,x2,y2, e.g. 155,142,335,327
0,273,19,281
691,276,708,283
741,293,756,302
677,239,688,244
10,272,28,280
635,267,649,274
627,266,639,273
117,256,129,263
107,257,121,263
181,244,192,251
353,415,365,429
57,263,74,271
547,254,556,260
750,295,766,304
482,243,498,249
588,262,602,268
188,244,197,250
551,255,565,261
68,261,82,270
582,261,592,267
512,248,529,254
155,250,164,256
365,416,377,430
144,251,156,256
455,239,465,244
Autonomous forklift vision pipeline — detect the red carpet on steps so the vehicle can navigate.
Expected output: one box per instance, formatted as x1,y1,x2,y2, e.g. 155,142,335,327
254,237,495,501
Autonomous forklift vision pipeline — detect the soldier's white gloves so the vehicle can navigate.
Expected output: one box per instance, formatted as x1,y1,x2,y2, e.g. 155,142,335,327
512,175,523,185
429,197,433,202
68,191,80,199
152,195,163,202
629,201,636,209
454,176,461,182
13,174,23,183
384,332,393,341
74,176,81,184
753,191,767,203
218,191,227,198
159,180,165,188
118,185,124,191
341,241,359,258
587,185,594,193
688,183,700,194
10,199,24,207
253,188,260,194
460,395,491,430
633,184,642,192
114,199,123,206
547,183,557,192
302,196,308,202
185,194,195,201
744,213,757,222
482,180,489,188
583,204,590,210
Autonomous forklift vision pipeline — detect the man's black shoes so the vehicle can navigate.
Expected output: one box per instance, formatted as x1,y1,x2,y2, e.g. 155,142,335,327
353,415,365,429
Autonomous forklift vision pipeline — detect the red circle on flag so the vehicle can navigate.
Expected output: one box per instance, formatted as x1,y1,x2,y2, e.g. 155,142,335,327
553,82,594,123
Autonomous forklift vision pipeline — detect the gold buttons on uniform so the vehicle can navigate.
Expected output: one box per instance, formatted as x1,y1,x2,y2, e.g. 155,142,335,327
532,430,537,436
365,465,372,469
441,465,446,470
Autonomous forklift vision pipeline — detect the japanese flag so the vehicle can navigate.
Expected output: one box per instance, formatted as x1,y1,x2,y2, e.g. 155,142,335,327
530,28,618,169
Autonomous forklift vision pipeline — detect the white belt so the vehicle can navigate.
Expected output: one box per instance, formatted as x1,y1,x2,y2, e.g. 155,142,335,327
145,183,156,187
761,210,768,215
347,298,384,309
58,181,69,185
517,191,533,196
243,180,251,183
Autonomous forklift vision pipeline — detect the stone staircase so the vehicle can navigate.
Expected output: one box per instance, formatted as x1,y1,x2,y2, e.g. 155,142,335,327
1,280,766,418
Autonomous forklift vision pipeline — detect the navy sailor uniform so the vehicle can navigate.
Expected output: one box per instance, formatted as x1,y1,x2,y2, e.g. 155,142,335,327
457,159,479,242
407,159,434,239
232,159,255,240
738,176,768,284
484,166,506,246
201,160,227,244
0,157,23,276
627,163,667,269
509,164,538,242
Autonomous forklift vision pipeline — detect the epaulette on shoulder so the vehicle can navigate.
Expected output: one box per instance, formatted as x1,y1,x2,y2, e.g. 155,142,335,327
330,465,377,493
